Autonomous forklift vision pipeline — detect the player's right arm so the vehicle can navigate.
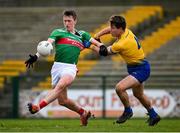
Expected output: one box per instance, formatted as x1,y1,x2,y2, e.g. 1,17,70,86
47,38,55,44
94,26,111,39
25,29,57,68
93,27,111,56
25,53,39,68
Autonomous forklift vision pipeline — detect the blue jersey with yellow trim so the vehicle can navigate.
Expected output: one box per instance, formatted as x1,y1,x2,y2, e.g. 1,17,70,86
111,29,145,64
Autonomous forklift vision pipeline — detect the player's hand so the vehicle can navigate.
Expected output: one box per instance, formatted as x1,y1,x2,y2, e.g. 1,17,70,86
99,45,108,56
25,54,38,68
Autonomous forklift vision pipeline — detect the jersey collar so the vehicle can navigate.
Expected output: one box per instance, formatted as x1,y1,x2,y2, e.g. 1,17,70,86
120,29,129,39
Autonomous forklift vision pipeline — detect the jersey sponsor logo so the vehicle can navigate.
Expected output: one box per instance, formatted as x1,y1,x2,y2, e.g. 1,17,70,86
57,38,84,50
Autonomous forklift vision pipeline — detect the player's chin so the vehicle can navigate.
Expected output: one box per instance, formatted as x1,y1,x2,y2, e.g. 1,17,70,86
66,27,71,31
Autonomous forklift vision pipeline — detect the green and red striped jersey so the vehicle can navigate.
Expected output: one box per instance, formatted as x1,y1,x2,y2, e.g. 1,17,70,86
49,28,91,64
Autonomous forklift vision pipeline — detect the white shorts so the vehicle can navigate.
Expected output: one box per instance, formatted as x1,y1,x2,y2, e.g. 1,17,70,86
51,62,77,87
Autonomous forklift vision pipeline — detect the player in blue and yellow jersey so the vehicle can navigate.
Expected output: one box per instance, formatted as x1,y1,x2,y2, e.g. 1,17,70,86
94,15,160,126
25,10,103,126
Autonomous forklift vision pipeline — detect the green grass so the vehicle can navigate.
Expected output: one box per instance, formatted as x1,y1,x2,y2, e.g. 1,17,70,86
0,118,180,132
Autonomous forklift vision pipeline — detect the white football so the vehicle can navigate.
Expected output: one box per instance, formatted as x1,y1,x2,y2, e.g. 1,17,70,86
37,41,53,56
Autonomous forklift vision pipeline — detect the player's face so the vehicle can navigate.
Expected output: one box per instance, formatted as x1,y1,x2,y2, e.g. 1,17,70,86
110,25,123,37
63,15,77,32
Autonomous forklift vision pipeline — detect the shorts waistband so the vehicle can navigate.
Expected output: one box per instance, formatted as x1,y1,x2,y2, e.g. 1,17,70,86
127,59,148,67
54,62,76,67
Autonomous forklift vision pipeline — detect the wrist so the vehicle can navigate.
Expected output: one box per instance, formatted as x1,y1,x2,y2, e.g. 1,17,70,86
99,43,105,46
36,52,40,58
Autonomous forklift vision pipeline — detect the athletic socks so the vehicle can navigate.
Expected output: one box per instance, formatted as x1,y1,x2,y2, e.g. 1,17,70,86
124,107,133,113
78,108,85,115
124,107,158,119
39,100,48,109
148,108,158,118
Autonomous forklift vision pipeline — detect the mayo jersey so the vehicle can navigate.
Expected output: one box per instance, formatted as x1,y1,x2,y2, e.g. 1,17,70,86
111,29,145,64
49,28,91,64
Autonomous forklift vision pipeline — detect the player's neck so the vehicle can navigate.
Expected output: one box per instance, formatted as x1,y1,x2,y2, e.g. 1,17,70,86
66,27,76,34
70,30,76,34
68,29,76,34
118,30,125,38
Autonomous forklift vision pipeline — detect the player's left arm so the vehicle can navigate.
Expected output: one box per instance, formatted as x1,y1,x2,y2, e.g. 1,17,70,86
81,30,103,51
89,37,109,54
81,30,110,56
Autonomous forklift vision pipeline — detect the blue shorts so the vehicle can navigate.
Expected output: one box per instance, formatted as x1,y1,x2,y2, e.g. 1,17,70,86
127,60,150,83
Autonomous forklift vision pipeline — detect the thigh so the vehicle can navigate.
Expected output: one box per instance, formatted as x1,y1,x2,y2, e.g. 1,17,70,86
51,65,61,87
51,63,77,87
117,75,140,91
56,74,75,88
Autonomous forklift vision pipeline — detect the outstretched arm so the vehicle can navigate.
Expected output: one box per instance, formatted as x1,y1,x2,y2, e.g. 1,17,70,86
47,38,55,44
90,27,111,55
90,44,114,57
25,39,55,68
94,27,111,39
88,37,109,56
89,37,104,53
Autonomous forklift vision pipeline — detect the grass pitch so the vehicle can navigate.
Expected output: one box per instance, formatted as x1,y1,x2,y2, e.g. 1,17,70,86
0,118,180,132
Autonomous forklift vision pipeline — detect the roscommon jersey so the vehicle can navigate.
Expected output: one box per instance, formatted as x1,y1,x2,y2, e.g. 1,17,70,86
49,28,91,64
111,28,145,65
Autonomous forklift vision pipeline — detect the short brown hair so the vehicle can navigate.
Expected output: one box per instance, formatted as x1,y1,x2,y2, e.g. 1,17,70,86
109,15,126,30
63,10,77,20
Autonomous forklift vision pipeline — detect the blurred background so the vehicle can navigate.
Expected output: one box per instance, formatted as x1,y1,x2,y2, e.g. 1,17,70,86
0,0,180,119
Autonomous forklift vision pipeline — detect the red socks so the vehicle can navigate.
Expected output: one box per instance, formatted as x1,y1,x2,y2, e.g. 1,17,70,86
78,108,85,115
39,100,48,109
38,100,85,117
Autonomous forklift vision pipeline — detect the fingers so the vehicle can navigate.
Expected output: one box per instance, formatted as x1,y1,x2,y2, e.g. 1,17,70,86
25,62,28,68
27,63,32,68
25,62,30,68
25,54,35,68
25,61,33,68
29,54,33,58
28,63,33,68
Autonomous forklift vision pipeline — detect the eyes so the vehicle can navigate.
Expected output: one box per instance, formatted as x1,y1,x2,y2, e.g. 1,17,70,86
63,16,76,24
64,20,72,23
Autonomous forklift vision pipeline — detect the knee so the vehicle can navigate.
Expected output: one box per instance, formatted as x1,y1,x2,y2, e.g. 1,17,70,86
115,83,125,94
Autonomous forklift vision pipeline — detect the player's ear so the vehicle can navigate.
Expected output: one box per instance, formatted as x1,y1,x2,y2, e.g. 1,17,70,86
74,19,77,25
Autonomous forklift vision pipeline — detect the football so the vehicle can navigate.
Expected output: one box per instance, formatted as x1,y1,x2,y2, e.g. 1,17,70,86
37,41,53,56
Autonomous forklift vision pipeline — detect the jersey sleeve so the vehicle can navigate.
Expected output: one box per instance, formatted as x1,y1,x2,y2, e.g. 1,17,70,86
49,29,59,40
111,40,124,53
80,30,92,48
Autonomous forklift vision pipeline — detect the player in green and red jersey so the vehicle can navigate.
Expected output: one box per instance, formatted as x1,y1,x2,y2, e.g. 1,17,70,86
25,10,103,126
